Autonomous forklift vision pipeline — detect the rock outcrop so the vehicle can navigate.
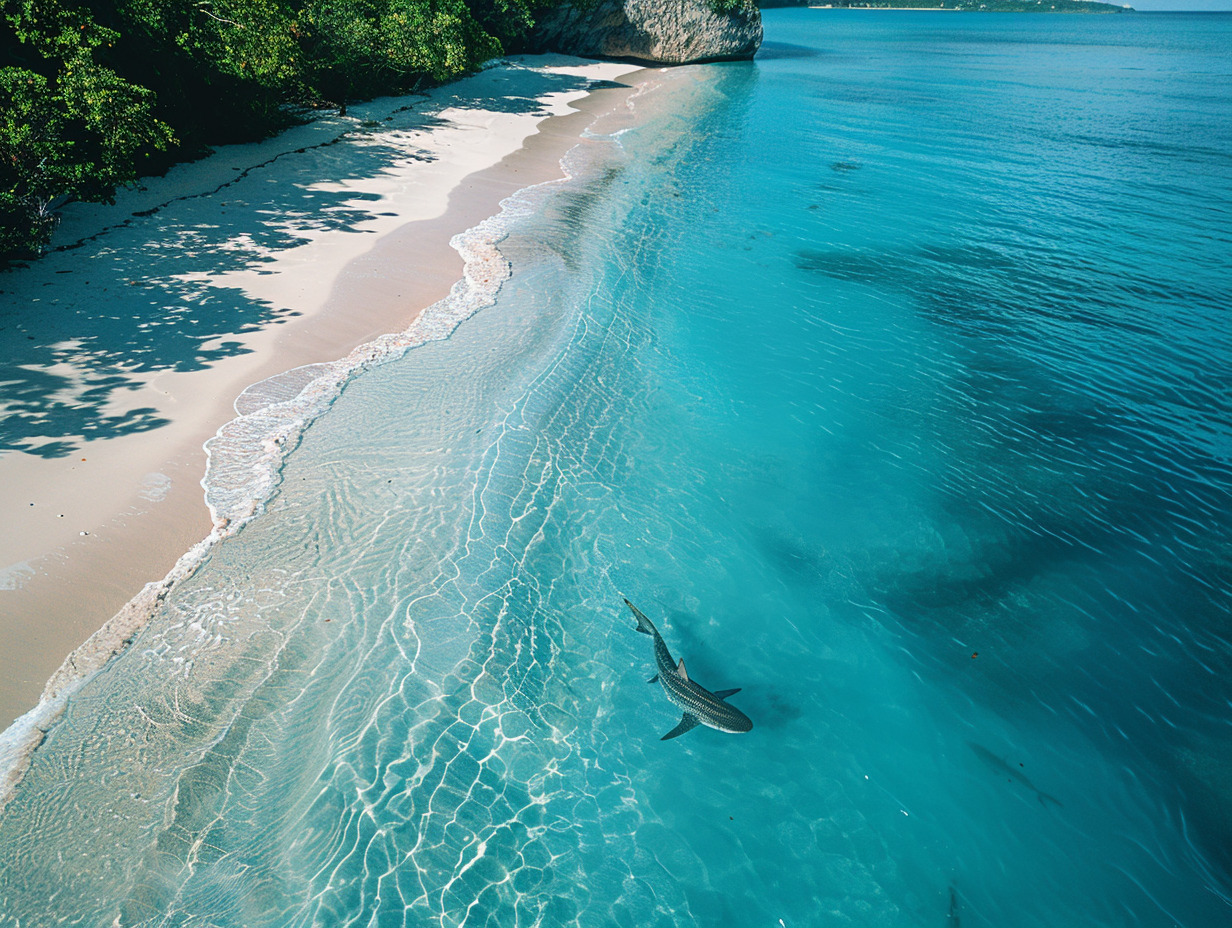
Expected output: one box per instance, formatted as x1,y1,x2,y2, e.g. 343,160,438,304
532,0,762,65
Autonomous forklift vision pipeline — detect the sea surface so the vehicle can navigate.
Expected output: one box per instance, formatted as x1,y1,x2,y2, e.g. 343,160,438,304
2,10,1231,926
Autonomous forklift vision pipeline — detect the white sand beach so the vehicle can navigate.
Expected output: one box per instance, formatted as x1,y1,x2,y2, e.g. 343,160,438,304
0,55,644,735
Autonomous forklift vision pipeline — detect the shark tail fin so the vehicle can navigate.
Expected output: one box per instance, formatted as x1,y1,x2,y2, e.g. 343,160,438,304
624,599,657,636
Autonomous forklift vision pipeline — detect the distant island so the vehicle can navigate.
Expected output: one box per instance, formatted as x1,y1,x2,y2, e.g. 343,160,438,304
789,0,1131,10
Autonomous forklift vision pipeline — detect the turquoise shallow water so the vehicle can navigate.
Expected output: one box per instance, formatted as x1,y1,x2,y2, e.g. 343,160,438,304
2,10,1231,926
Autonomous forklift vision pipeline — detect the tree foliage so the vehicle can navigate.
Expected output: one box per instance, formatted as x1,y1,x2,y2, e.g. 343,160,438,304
0,0,551,261
1,0,175,256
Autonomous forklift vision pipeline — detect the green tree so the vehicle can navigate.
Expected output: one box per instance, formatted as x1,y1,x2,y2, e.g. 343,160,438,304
93,0,304,143
300,0,502,104
1,0,174,257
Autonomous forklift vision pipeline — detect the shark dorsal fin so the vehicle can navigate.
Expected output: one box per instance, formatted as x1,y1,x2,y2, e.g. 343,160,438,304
676,658,689,681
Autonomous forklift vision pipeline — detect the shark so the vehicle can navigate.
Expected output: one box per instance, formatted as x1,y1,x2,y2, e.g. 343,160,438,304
968,742,1062,808
624,599,753,740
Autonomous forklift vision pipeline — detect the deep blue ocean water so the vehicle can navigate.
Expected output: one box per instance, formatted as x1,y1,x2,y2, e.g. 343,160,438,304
2,10,1231,926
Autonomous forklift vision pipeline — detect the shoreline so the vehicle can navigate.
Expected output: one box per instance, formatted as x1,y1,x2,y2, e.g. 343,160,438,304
0,54,645,745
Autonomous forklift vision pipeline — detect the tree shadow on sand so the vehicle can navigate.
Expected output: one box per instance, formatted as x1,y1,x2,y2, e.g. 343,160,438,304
0,68,610,458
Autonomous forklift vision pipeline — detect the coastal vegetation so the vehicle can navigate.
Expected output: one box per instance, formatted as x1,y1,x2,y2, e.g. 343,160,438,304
0,0,544,261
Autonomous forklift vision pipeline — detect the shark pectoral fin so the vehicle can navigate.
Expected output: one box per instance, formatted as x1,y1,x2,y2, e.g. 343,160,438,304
647,674,659,684
676,658,689,681
712,688,741,700
661,713,701,741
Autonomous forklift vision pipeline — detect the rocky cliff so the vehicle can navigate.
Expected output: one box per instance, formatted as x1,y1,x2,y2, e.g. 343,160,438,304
531,0,762,65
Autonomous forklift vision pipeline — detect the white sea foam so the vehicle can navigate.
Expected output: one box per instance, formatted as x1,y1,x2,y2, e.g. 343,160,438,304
202,204,518,530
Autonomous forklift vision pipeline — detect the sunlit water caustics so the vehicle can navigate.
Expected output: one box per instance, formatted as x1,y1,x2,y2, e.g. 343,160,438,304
2,10,1231,926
